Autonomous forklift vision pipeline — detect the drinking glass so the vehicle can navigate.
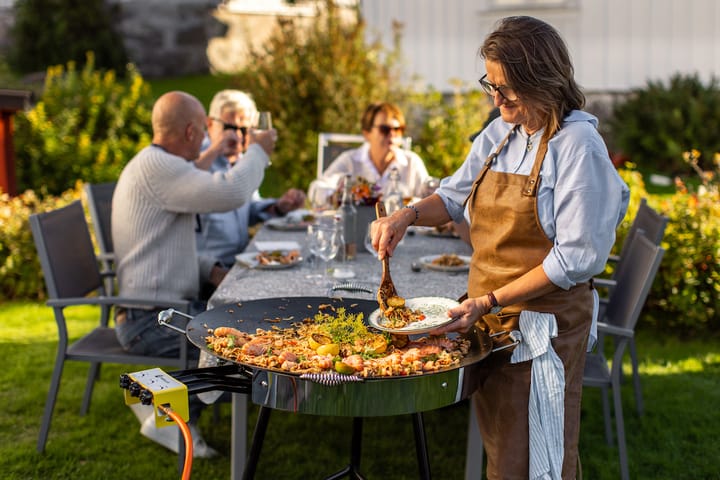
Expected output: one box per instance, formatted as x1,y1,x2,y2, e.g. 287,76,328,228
307,224,339,285
257,111,272,131
364,223,378,258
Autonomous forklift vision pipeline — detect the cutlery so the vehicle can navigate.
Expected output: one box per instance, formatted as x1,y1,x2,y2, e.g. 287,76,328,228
375,202,400,311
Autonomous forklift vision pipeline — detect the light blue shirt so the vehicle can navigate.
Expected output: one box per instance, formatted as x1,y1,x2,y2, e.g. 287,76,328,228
436,110,630,290
195,152,276,267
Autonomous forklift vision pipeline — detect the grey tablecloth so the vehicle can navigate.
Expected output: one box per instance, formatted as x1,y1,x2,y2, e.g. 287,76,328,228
209,225,473,307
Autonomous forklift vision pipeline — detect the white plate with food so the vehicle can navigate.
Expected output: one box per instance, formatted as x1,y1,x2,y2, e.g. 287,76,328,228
368,296,459,334
265,210,316,231
235,250,302,269
419,254,471,272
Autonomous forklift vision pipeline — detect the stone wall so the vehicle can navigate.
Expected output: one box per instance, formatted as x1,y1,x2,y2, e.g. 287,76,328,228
112,0,226,78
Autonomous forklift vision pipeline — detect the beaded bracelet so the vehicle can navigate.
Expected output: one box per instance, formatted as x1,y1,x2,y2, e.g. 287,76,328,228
404,204,419,225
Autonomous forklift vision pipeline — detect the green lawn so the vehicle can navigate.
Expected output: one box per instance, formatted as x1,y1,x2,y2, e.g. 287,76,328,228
1,301,718,479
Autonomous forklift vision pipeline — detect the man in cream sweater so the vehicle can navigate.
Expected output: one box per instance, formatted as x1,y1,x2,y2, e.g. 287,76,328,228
112,90,276,456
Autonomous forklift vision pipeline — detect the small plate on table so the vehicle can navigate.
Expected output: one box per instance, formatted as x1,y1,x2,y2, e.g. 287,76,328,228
419,254,471,272
368,296,459,334
265,209,316,231
235,250,302,270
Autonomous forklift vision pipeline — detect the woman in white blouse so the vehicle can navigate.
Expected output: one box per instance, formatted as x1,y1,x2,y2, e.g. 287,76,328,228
308,102,429,204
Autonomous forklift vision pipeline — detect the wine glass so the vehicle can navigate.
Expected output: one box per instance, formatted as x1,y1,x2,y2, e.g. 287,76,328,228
257,111,272,131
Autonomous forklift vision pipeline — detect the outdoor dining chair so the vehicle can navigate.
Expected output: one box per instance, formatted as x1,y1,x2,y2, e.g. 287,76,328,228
583,234,665,480
30,200,192,453
595,198,668,415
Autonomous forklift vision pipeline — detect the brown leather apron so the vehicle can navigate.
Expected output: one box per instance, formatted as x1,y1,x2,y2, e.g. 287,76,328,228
464,126,592,479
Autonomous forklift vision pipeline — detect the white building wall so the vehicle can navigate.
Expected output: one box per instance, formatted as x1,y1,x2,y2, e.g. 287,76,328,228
361,0,720,93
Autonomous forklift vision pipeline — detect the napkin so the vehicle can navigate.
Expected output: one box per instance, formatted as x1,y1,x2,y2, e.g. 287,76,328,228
254,241,302,252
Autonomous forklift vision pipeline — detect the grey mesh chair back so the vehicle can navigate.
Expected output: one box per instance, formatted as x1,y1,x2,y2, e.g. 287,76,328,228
33,200,104,299
30,200,190,453
583,234,665,480
316,133,412,178
84,182,116,256
595,198,668,415
611,198,668,265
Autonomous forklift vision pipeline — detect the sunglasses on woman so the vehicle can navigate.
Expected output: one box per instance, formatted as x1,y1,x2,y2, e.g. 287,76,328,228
373,124,405,136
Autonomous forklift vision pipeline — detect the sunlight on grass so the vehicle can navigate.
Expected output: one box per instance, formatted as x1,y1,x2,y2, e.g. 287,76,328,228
0,302,99,343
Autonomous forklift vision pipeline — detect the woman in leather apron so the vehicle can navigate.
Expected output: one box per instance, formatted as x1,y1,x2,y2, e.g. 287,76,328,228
371,16,629,480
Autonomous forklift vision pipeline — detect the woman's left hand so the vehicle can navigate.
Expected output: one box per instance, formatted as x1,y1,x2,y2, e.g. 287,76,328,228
431,297,490,335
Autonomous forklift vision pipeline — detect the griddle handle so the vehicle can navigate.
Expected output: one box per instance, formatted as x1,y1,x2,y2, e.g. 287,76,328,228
157,308,193,335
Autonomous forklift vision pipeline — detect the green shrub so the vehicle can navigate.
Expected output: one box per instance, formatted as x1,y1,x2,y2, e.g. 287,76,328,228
13,54,154,195
608,73,720,175
647,154,720,334
611,164,720,335
231,1,407,197
7,0,128,75
0,184,82,300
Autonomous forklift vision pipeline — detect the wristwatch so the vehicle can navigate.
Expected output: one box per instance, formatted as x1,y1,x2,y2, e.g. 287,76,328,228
486,291,502,314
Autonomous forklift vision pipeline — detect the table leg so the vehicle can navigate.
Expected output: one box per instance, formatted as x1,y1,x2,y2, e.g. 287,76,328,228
231,393,248,480
412,412,431,480
465,402,484,480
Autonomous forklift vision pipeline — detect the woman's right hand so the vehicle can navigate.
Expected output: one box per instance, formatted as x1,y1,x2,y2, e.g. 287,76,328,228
370,207,415,259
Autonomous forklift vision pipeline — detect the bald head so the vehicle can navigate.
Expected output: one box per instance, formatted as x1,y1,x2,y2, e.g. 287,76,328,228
151,91,207,160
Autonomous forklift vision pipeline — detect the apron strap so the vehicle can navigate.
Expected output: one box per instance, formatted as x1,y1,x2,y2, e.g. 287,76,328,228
462,125,518,208
522,136,548,198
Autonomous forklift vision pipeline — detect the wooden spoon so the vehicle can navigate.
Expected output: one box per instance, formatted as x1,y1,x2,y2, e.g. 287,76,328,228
375,201,401,311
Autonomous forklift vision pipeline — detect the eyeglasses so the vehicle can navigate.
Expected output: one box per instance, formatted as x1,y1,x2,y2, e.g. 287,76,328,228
478,74,518,102
210,117,248,136
373,124,405,136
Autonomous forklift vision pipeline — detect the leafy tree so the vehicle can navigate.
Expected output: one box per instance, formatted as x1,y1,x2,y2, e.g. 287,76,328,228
7,0,128,75
231,1,407,197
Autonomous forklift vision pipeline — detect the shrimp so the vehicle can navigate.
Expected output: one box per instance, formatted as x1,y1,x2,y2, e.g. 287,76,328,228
311,355,334,370
213,326,246,338
278,350,298,363
343,354,365,372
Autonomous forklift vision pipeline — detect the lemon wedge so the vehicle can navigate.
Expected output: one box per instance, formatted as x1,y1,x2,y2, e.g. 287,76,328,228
308,332,332,350
317,343,340,356
334,361,356,375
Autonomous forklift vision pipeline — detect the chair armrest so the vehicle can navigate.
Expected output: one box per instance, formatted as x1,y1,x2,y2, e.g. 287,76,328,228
607,254,620,264
97,252,116,262
596,321,634,338
47,296,191,311
593,277,616,289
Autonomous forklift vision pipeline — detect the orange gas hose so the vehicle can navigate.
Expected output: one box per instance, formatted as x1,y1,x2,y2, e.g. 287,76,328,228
157,404,193,479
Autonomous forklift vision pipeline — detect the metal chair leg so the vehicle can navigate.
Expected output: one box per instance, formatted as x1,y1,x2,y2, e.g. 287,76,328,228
612,377,630,480
629,339,644,415
37,354,66,452
80,362,101,415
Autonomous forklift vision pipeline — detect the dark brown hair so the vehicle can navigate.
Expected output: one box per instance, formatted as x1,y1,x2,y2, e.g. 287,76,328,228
480,16,585,140
360,102,406,132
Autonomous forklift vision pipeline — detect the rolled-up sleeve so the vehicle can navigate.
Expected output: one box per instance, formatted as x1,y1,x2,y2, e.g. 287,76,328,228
542,132,629,289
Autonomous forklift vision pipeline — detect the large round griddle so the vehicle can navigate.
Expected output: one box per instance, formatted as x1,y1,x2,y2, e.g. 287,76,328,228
186,296,493,416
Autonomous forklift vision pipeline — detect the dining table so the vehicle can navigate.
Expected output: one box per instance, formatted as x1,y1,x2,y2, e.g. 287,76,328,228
204,218,483,479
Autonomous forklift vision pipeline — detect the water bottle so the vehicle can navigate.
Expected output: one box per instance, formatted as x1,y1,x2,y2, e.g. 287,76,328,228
339,174,357,260
384,167,404,215
333,213,355,279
